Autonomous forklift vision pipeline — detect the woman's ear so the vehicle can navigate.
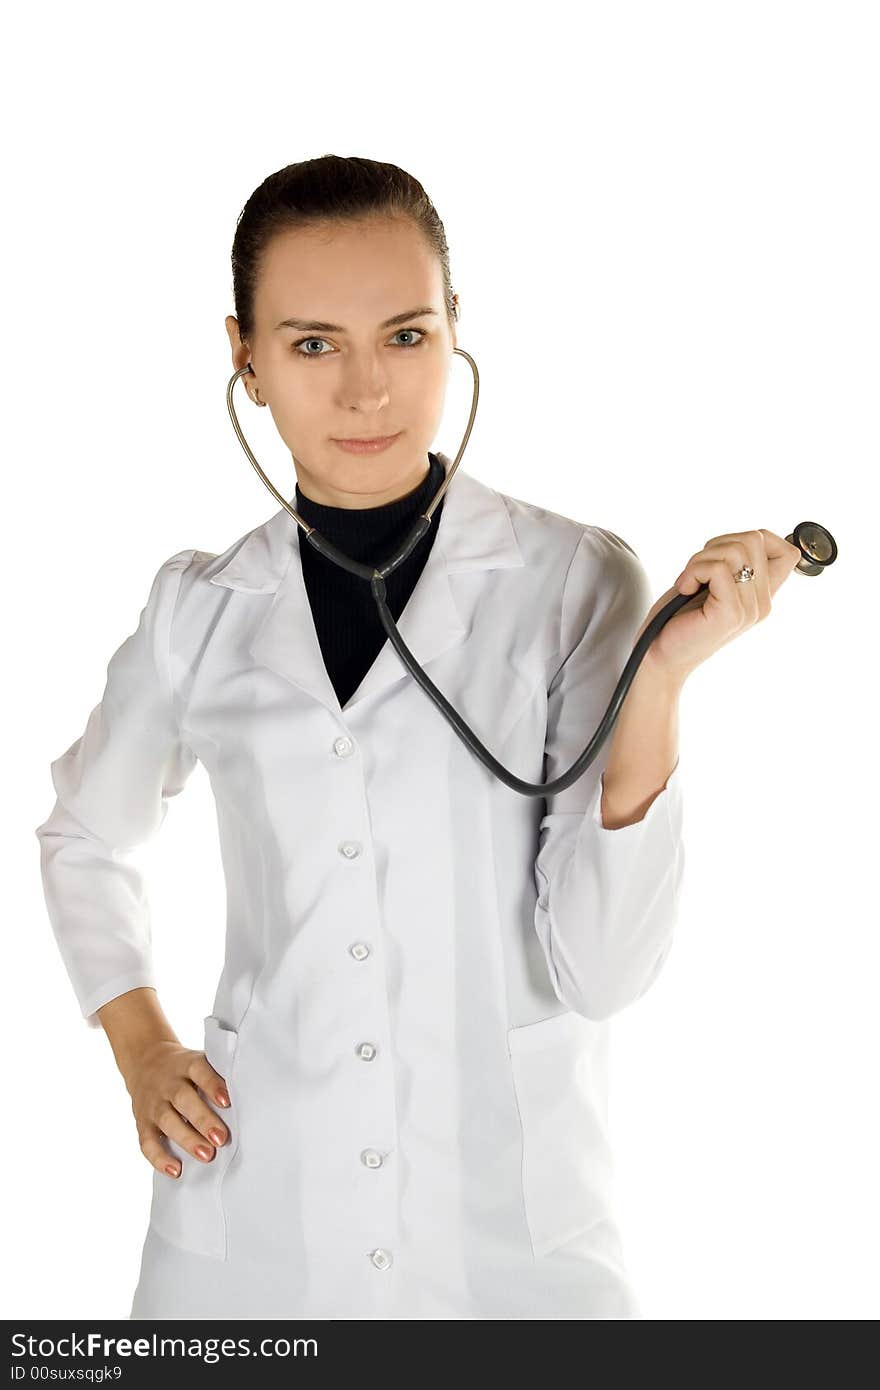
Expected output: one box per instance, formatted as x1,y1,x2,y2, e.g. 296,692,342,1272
225,314,246,358
451,294,460,349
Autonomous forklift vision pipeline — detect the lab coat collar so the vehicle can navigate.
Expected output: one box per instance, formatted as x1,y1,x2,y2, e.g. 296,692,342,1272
207,453,525,713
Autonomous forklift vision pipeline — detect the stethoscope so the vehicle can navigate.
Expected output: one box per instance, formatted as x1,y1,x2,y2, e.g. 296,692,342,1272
226,351,838,798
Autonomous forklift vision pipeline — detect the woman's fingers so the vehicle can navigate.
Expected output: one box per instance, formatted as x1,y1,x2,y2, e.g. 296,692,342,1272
189,1051,232,1110
153,1098,215,1167
752,527,803,591
700,528,801,598
702,532,768,614
678,548,760,628
127,1040,235,1181
140,1080,232,1181
650,526,803,680
160,1078,230,1158
138,1119,185,1179
680,539,764,621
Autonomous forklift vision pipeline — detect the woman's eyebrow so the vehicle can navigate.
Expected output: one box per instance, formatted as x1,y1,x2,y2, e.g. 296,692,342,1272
274,306,439,333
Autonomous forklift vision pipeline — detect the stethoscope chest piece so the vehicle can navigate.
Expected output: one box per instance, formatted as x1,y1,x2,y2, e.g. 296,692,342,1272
786,521,838,576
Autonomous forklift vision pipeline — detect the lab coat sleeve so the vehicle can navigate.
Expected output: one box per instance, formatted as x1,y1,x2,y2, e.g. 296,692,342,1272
532,526,685,1022
34,549,199,1029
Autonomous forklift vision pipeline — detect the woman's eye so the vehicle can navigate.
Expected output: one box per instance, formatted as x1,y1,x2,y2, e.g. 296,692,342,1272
391,328,426,348
293,337,332,357
292,328,427,358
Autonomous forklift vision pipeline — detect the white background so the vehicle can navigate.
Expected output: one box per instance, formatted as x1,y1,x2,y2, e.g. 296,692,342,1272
4,0,875,1321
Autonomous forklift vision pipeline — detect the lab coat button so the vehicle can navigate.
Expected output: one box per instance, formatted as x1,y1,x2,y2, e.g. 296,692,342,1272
356,1041,377,1061
333,736,354,758
349,942,371,960
360,1148,383,1168
370,1248,393,1270
338,841,362,859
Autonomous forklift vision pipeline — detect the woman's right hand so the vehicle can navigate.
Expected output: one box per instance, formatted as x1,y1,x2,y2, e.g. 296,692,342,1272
124,1037,232,1179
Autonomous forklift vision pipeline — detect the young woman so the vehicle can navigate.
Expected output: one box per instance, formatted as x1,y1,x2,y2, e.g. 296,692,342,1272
35,154,801,1320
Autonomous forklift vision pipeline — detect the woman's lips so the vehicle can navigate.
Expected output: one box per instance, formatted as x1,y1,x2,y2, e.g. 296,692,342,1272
332,432,401,455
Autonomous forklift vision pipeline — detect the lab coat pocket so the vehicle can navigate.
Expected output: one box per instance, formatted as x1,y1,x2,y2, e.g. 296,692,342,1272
147,1014,241,1261
507,1010,614,1257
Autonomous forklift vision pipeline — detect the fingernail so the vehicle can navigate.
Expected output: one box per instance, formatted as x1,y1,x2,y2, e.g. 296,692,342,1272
208,1128,225,1146
165,1163,180,1178
195,1144,213,1160
216,1090,230,1107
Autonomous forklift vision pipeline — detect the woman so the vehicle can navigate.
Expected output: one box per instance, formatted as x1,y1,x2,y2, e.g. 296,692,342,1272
35,155,801,1320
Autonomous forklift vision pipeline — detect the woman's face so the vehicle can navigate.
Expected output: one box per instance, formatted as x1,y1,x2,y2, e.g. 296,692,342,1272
225,215,458,508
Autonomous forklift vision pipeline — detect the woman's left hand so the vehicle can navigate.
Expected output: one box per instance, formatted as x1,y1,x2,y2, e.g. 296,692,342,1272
635,528,803,685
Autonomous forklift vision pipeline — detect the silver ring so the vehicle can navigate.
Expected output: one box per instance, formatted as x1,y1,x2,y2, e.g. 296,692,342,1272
733,564,755,583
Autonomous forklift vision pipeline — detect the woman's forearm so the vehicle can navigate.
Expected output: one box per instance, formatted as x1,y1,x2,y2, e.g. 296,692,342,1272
600,654,684,830
97,988,180,1080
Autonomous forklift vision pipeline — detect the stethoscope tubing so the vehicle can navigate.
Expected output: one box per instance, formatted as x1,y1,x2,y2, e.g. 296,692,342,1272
226,356,836,798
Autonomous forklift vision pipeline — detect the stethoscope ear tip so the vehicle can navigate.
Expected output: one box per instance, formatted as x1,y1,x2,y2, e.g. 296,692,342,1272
786,521,838,575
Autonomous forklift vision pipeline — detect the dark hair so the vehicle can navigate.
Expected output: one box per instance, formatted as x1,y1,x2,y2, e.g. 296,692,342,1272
230,154,458,348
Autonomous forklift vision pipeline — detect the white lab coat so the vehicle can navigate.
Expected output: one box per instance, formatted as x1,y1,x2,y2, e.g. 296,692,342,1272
35,457,685,1320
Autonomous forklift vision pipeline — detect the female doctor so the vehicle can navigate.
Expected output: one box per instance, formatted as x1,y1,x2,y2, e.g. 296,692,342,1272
35,155,803,1321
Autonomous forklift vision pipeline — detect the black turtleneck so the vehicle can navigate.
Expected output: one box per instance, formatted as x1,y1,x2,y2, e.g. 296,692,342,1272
295,452,447,708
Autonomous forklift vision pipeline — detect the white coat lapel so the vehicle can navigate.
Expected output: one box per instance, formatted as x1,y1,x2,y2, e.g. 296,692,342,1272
207,453,525,714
